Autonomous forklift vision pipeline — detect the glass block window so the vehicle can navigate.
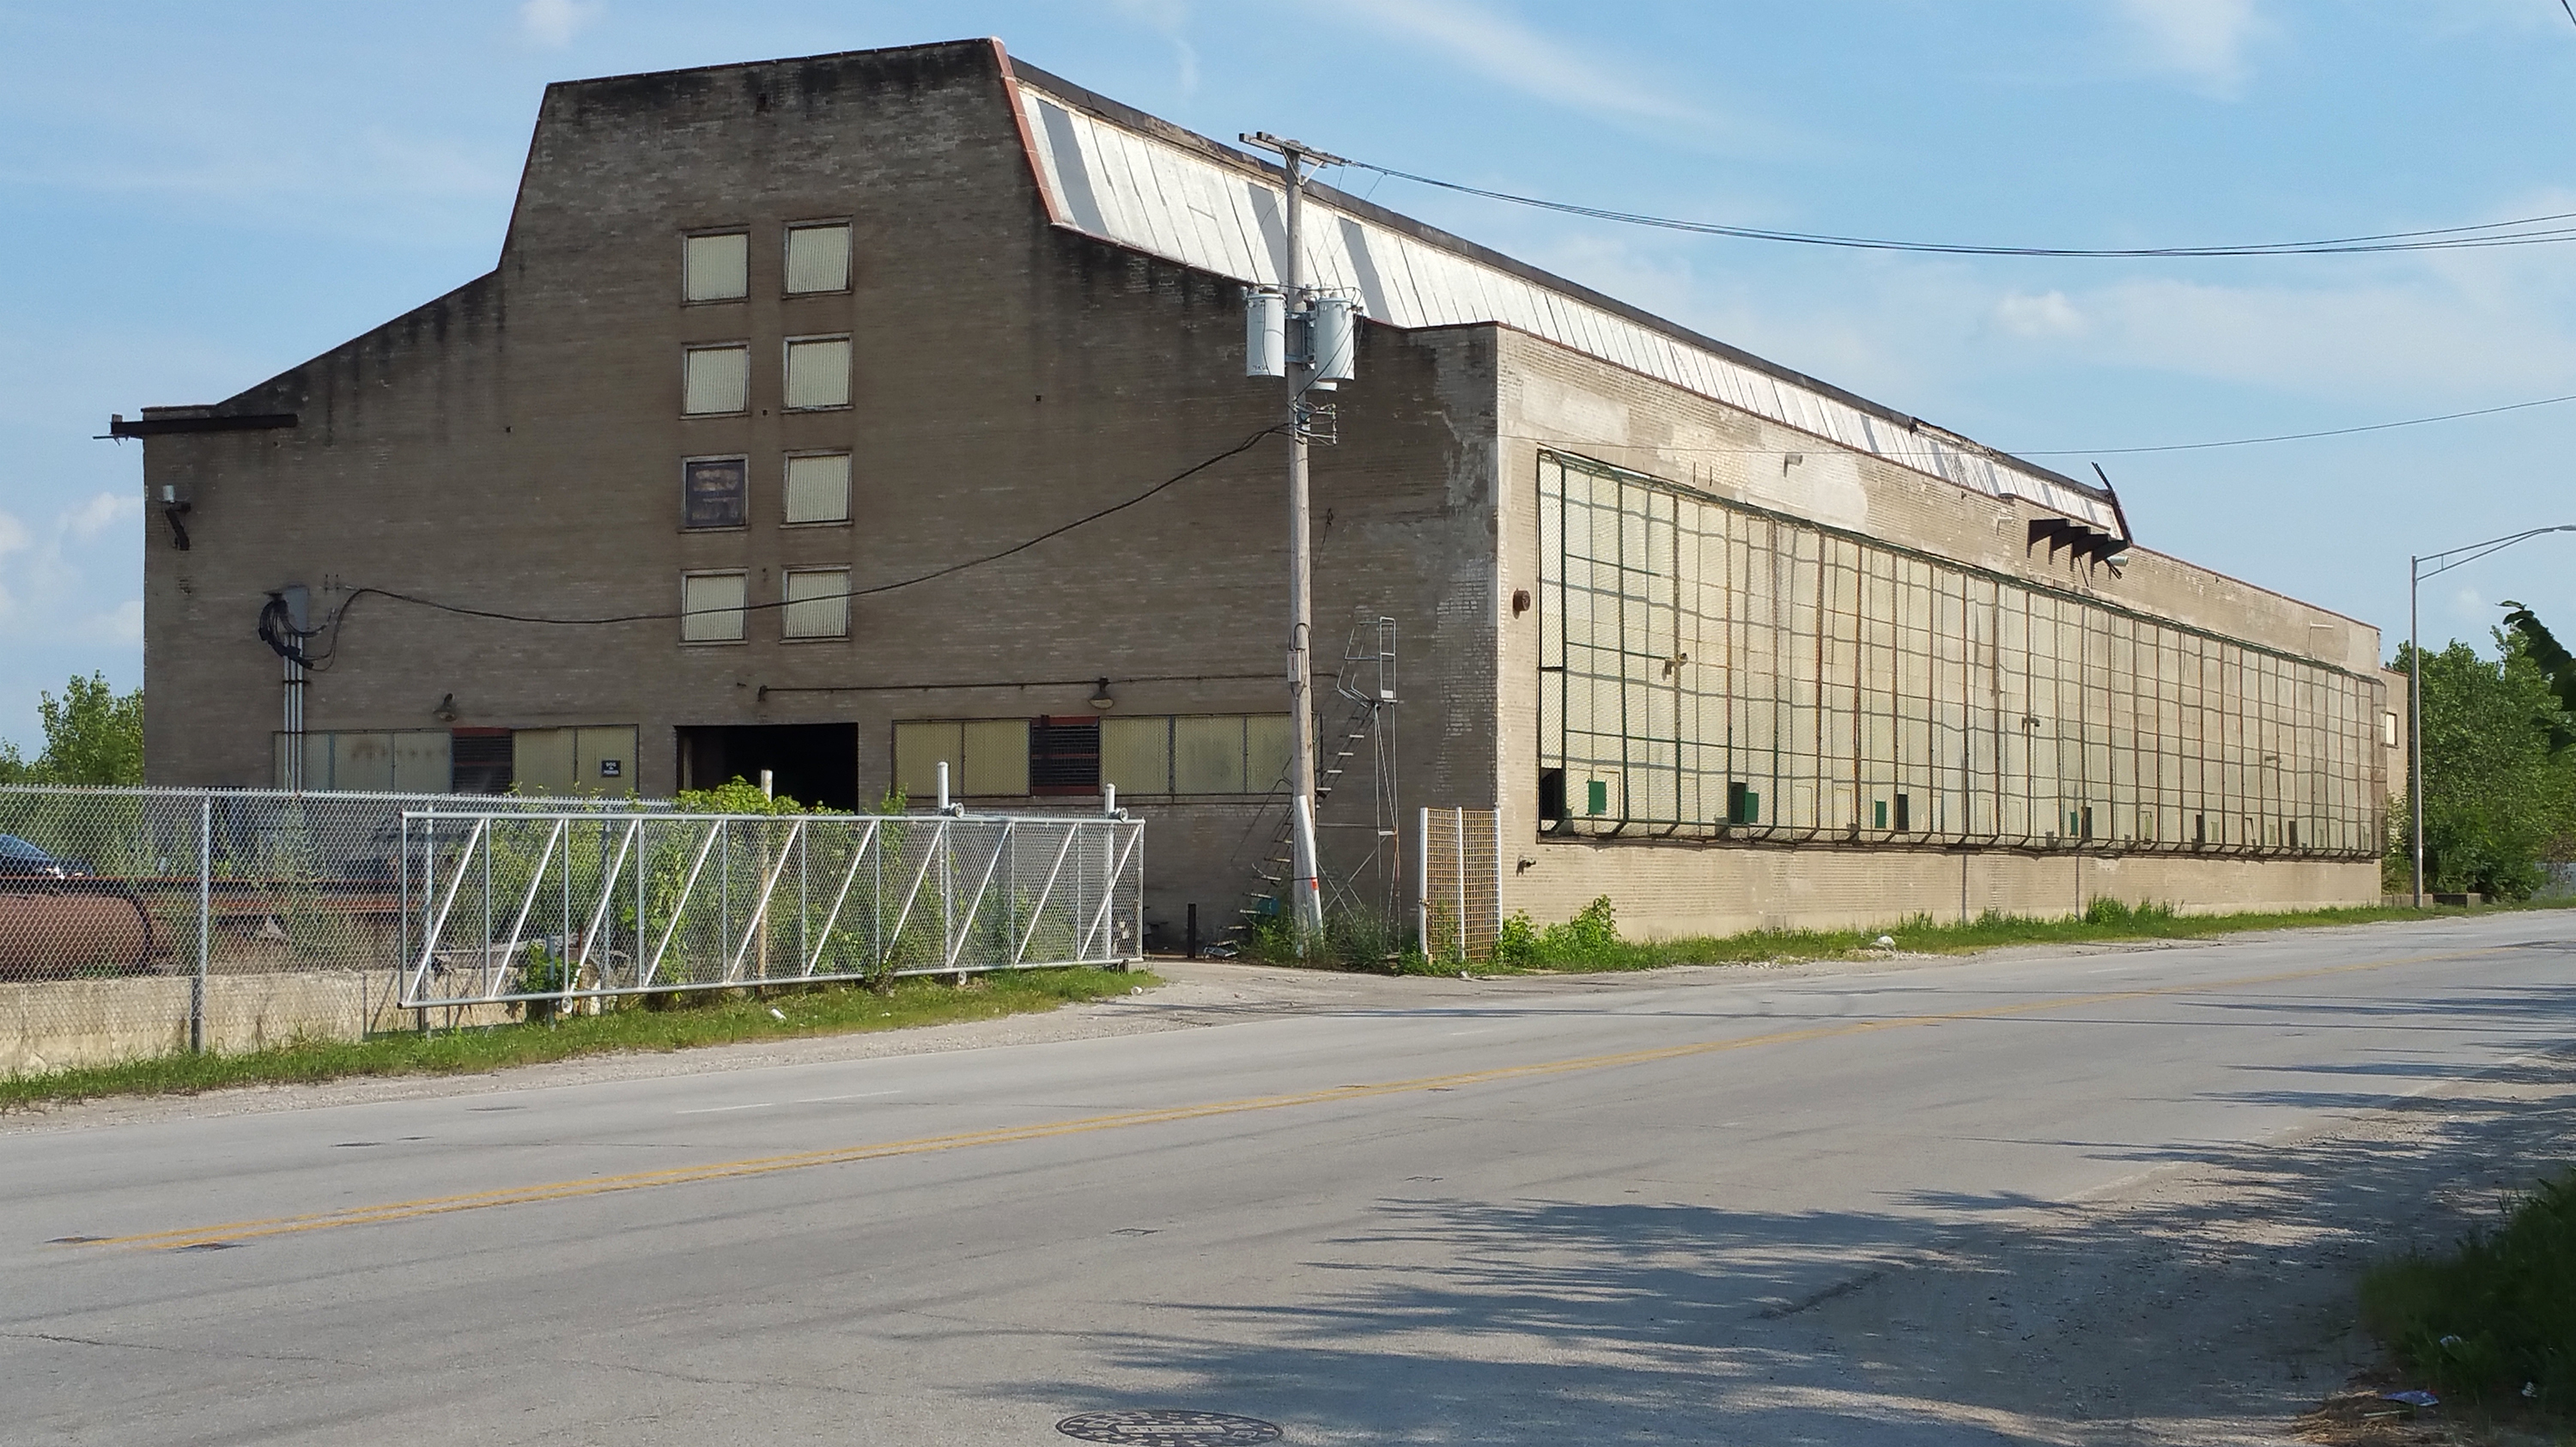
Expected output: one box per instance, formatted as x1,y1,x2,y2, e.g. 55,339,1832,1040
784,452,851,524
680,571,747,643
785,222,852,294
683,232,748,302
783,336,851,410
781,568,850,640
682,344,749,415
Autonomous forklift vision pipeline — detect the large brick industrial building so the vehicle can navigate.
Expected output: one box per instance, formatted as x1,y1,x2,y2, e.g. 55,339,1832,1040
125,39,2396,941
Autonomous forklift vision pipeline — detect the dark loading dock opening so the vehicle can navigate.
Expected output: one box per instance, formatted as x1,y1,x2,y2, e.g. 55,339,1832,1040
677,723,859,811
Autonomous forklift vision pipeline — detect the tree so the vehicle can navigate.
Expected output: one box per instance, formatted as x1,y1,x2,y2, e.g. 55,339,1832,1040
2390,623,2576,899
0,673,145,787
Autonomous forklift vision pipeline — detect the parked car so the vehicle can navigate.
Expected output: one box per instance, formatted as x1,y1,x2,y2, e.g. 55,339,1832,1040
0,833,92,879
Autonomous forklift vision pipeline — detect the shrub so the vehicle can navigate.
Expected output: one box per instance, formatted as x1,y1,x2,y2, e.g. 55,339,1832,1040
2361,1167,2576,1413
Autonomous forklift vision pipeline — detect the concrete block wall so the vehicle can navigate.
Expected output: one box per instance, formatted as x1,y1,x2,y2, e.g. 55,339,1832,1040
137,43,1502,940
1,972,377,1079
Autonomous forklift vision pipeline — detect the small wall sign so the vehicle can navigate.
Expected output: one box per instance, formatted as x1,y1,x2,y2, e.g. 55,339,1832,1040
599,759,623,778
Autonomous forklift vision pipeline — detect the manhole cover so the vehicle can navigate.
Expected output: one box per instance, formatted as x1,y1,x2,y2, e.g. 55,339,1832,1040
1055,1409,1283,1444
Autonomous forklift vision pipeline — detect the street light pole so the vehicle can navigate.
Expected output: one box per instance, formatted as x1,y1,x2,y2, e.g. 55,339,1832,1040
2405,524,2576,908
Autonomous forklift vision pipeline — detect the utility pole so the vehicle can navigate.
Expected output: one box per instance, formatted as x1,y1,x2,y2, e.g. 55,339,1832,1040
1242,131,1352,943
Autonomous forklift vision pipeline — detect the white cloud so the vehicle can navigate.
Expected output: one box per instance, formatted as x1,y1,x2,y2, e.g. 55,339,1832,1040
82,599,143,646
519,0,604,50
1317,0,1723,135
2017,274,2576,402
1994,290,2089,340
64,491,139,541
2113,0,2264,93
0,492,140,637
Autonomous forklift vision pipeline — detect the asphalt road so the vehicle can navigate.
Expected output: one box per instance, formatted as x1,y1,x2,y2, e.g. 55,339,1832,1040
6,912,2574,1446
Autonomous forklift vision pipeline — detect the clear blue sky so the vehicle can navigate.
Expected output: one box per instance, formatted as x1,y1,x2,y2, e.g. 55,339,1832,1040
5,1,2574,754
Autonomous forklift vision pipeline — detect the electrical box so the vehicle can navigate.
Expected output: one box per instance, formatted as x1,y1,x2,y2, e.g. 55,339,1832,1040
1578,769,1622,825
1245,288,1286,377
1309,295,1358,386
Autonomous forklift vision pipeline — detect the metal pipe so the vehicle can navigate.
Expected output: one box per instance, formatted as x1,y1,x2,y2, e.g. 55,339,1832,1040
1415,806,1430,956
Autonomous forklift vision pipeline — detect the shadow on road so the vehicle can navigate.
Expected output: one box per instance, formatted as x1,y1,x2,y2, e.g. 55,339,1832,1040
1018,1037,2576,1445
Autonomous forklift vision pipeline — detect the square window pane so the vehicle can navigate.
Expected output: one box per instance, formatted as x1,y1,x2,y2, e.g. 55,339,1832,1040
684,233,747,301
683,457,747,528
784,337,850,410
782,568,849,639
893,720,963,802
1245,714,1292,794
683,345,748,415
785,453,851,524
681,573,746,642
1172,715,1248,793
960,719,1030,796
786,223,851,294
1100,716,1172,795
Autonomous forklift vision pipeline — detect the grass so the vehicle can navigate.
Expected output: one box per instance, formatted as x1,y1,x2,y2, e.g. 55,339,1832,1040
1260,893,2576,976
0,967,1153,1112
1497,896,2576,974
2360,1166,2576,1422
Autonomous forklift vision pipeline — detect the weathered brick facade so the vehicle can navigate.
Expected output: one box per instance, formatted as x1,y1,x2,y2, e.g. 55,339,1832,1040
135,40,2385,945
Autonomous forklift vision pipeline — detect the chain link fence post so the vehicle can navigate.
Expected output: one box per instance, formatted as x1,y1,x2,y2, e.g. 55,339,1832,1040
192,794,210,1054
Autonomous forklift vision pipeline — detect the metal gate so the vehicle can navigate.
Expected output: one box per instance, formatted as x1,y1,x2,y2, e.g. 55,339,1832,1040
1415,806,1501,962
399,810,1143,1011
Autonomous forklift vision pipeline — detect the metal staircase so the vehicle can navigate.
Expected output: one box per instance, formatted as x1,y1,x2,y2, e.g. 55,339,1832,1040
1236,615,1400,936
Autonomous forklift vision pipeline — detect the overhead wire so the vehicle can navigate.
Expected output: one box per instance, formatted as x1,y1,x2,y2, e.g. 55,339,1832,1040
306,422,1285,662
1337,161,2576,258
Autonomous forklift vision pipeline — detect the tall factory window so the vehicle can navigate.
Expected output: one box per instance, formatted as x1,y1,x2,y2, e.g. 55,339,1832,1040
680,571,747,643
783,336,851,410
781,568,850,640
682,344,749,416
681,456,748,529
683,231,748,302
1534,450,2379,859
785,222,853,294
784,452,851,524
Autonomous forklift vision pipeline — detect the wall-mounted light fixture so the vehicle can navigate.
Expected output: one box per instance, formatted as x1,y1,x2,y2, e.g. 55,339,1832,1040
1511,588,1532,617
157,484,193,550
1089,678,1115,711
433,693,459,723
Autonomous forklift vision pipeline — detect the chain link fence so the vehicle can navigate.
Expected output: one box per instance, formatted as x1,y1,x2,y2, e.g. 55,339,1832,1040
0,786,665,1078
1416,806,1502,963
400,810,1144,1014
2,787,1145,1079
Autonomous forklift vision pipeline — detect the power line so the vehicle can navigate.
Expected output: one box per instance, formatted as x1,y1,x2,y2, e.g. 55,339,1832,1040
308,424,1281,660
1340,160,2576,258
2015,391,2576,455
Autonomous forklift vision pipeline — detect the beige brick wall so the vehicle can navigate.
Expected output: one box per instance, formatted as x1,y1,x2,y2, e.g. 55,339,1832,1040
137,44,1498,948
137,41,2379,950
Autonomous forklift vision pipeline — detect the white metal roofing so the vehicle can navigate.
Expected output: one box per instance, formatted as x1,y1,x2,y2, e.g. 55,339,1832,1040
1014,82,2122,534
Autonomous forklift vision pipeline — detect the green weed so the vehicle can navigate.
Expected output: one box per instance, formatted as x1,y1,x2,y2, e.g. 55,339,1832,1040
1,967,1151,1110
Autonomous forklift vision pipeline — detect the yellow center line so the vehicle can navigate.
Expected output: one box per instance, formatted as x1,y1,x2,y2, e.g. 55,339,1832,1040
75,945,2493,1249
